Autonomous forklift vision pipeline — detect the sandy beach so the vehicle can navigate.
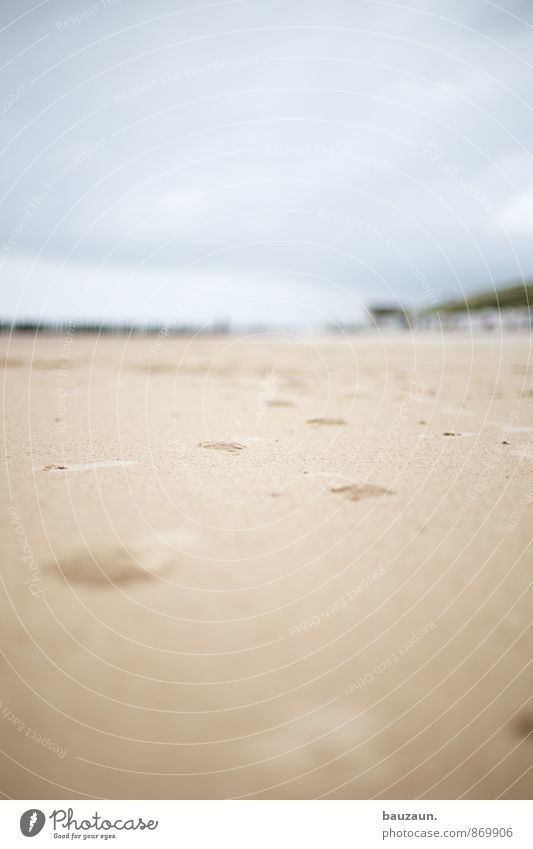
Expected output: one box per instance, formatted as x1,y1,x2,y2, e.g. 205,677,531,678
1,331,532,799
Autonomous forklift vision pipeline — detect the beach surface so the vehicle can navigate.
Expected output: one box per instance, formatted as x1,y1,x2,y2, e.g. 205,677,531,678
1,331,532,799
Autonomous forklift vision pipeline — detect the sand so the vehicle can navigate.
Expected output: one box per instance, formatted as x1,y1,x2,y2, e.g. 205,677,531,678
0,330,532,799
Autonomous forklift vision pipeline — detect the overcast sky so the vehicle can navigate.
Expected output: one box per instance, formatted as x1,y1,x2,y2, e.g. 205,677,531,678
1,0,532,327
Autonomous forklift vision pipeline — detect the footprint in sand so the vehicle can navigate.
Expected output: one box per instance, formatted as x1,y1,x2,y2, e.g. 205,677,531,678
330,484,394,502
513,712,533,740
199,441,246,453
40,459,137,472
307,417,346,426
